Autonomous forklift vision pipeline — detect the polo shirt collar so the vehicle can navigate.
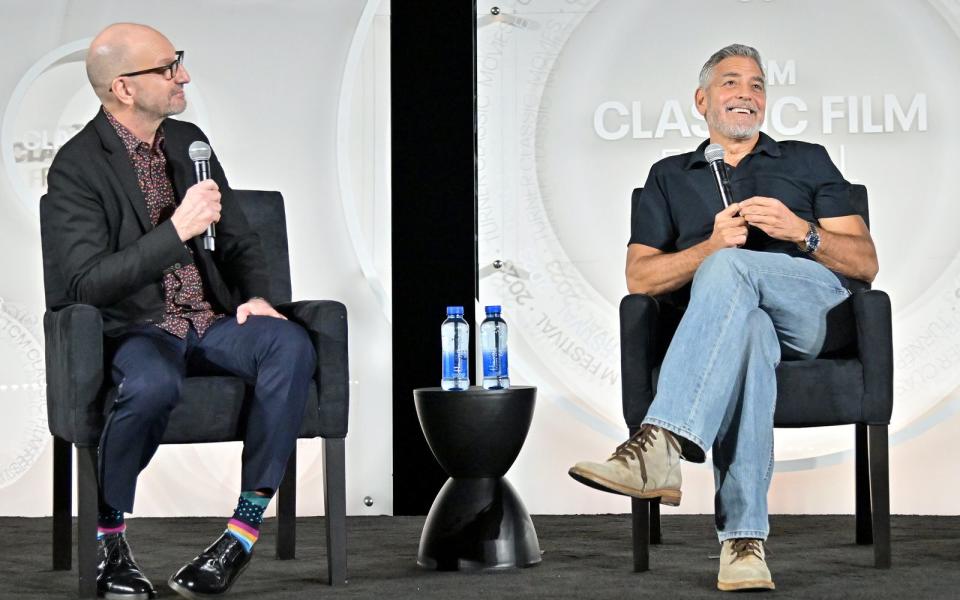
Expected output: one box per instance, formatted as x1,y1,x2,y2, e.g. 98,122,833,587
684,131,781,170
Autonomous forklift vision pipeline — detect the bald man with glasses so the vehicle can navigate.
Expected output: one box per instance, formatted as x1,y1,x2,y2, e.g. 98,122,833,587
40,23,315,599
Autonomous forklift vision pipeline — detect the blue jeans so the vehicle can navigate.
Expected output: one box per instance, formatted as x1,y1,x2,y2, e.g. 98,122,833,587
642,249,850,542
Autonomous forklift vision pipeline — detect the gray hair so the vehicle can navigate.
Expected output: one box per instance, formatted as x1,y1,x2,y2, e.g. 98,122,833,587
698,44,765,89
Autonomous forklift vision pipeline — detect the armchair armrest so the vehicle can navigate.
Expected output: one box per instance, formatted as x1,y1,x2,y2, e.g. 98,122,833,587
43,304,105,446
851,289,893,424
277,300,349,438
619,294,660,429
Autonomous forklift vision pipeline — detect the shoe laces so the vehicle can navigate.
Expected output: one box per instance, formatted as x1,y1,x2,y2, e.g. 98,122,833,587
609,425,681,483
729,538,765,563
102,534,139,568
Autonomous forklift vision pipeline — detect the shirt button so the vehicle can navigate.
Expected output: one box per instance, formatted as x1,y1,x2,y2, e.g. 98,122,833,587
173,263,182,269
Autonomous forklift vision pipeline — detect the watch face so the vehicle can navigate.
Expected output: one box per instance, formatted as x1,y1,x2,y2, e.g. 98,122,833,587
807,229,821,252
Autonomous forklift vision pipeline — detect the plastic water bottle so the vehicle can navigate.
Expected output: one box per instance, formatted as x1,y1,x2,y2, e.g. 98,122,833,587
480,305,510,390
441,306,470,391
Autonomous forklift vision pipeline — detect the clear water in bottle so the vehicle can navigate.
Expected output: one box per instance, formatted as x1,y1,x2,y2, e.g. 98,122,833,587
481,305,510,389
441,306,470,391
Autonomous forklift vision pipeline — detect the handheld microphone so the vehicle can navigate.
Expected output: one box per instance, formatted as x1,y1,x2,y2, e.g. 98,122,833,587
188,141,215,251
704,143,733,208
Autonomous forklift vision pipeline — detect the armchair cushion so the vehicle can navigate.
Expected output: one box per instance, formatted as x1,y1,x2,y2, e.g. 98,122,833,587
101,377,324,444
773,359,864,426
45,300,349,445
620,288,892,430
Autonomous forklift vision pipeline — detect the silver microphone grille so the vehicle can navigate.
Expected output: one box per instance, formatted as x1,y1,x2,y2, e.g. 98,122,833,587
704,143,724,164
188,141,212,162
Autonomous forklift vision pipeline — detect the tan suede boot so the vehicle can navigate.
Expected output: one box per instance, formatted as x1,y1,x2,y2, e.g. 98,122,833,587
568,425,682,506
717,538,775,591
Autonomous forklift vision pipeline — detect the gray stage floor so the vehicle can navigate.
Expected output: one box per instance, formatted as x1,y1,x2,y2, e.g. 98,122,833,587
2,514,958,599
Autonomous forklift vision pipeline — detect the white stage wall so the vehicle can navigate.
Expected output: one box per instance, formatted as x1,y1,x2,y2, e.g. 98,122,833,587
0,0,393,518
2,0,959,520
478,0,960,516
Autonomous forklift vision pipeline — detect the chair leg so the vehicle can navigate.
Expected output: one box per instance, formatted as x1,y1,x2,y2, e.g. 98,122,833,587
868,425,891,568
323,438,347,585
276,449,297,560
855,424,873,545
77,446,98,599
53,436,73,570
649,501,662,545
631,498,650,572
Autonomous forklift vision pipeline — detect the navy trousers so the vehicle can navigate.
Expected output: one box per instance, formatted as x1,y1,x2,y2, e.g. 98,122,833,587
99,315,316,513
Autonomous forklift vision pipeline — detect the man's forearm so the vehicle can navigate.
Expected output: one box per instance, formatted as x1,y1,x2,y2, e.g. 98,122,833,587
626,240,716,296
812,229,879,283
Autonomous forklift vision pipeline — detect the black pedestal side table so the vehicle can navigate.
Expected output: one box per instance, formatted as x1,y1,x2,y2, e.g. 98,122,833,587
413,385,541,570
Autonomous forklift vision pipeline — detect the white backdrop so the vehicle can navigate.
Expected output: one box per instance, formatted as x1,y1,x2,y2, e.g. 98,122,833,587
0,0,394,518
4,0,960,520
478,0,960,516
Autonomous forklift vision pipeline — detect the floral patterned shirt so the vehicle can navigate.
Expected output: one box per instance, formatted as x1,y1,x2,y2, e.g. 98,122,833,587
105,110,223,338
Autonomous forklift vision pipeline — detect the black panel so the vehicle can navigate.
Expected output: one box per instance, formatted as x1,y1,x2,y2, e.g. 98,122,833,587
391,1,478,515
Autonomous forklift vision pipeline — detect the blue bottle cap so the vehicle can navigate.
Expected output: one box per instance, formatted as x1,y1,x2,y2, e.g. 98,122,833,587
485,305,502,314
446,306,464,315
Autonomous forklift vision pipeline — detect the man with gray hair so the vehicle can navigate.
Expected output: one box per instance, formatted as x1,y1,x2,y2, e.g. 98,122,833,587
41,23,316,599
569,44,878,591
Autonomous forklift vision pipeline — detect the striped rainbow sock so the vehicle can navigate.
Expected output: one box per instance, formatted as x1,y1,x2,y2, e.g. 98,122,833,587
225,492,271,553
226,519,259,552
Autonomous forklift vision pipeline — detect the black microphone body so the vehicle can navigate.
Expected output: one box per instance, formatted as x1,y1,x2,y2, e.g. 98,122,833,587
188,141,215,251
704,143,733,208
708,160,734,208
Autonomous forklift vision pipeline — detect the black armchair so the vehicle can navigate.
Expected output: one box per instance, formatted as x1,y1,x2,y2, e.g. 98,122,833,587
42,191,349,598
620,184,892,571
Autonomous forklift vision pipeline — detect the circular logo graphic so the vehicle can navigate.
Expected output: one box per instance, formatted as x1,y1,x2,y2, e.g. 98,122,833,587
1,39,215,224
478,0,960,467
0,298,47,489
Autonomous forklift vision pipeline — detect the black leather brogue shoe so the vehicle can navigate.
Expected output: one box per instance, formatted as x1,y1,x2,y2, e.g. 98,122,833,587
168,533,252,598
97,532,157,599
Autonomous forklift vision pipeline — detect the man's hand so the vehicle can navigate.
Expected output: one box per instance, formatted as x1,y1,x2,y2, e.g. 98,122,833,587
171,180,221,242
236,297,287,324
708,202,748,250
739,196,808,242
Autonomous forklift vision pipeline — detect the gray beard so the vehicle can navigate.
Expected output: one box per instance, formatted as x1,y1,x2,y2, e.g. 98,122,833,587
714,120,762,140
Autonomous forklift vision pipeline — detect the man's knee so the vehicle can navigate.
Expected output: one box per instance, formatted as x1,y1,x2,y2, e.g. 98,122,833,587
262,319,316,371
699,247,748,275
693,248,748,292
114,370,182,420
744,308,774,334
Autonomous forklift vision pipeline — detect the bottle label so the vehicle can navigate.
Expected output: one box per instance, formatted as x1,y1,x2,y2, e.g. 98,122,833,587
482,350,509,377
443,350,469,379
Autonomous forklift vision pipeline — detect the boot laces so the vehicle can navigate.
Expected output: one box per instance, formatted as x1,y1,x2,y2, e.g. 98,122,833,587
609,425,681,483
730,538,766,563
105,534,140,569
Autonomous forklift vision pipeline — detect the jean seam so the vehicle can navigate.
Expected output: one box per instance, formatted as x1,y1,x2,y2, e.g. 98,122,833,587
750,265,850,296
764,409,776,483
682,267,748,438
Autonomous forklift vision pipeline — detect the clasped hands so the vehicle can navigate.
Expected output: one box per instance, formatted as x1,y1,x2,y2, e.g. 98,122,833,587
709,196,808,250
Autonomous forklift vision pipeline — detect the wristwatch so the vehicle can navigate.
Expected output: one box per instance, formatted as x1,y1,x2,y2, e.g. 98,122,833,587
799,222,820,254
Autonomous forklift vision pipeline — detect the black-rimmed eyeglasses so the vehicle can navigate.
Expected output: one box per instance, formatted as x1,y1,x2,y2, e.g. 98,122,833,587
117,51,184,80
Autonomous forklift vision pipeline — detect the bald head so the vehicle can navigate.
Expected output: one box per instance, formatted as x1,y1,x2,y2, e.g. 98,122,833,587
86,23,172,102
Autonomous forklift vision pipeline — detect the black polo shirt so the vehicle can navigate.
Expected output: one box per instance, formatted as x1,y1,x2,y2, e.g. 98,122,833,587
630,133,855,271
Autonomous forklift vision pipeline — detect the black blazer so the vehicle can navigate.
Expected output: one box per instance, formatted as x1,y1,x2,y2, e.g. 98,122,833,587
40,109,270,336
